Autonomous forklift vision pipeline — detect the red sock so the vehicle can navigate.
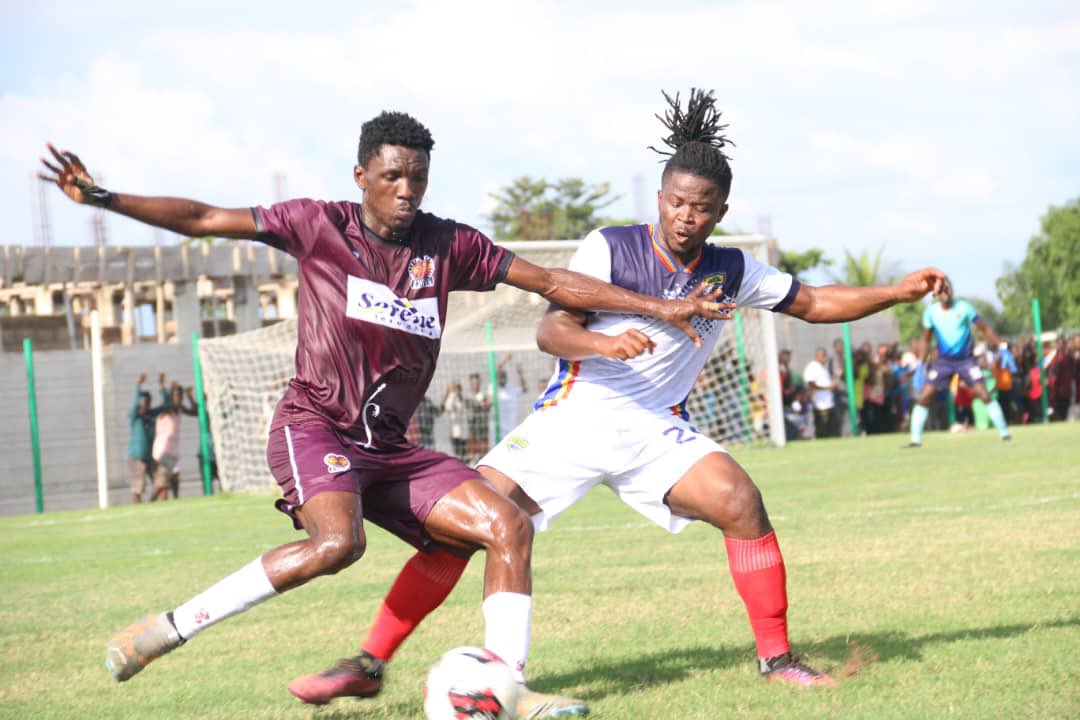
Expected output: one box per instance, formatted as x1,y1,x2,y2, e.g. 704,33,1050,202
362,548,469,661
724,531,790,659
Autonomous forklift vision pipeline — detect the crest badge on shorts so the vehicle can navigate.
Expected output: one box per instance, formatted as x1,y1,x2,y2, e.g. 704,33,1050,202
504,435,529,451
408,255,436,290
323,453,351,473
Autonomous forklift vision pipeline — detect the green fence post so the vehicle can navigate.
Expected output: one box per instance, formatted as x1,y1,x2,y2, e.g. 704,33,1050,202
23,339,44,513
191,333,213,495
842,323,858,436
1032,298,1048,423
485,322,501,442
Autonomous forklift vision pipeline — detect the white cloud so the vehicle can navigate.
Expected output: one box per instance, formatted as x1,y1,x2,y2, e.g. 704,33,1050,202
4,0,1077,302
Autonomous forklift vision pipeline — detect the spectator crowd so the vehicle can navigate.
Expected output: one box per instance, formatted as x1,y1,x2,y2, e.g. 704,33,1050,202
778,333,1080,441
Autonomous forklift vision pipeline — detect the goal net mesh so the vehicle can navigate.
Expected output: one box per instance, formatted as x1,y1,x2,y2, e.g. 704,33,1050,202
199,238,777,493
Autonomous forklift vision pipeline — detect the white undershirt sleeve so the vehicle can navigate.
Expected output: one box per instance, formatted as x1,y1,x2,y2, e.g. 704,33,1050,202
567,230,612,283
733,249,797,311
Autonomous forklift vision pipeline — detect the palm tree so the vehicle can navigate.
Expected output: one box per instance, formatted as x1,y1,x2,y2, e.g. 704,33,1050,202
828,246,899,286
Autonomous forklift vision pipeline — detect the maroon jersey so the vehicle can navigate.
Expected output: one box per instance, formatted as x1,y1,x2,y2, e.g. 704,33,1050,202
253,199,512,452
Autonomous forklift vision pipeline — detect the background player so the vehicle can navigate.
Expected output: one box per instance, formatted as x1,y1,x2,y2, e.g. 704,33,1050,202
38,111,729,714
908,277,1011,446
338,89,947,701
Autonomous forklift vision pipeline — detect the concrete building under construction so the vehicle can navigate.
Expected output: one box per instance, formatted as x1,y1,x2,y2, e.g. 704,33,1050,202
0,241,297,352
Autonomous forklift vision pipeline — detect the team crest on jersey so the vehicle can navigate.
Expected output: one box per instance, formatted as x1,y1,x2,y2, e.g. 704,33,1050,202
323,453,351,473
408,255,436,289
504,435,529,451
702,272,725,289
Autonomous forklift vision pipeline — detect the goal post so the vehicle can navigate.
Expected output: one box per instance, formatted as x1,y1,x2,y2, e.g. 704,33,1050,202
199,235,784,493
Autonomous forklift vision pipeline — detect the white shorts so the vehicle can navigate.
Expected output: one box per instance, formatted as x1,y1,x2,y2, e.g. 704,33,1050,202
478,402,727,534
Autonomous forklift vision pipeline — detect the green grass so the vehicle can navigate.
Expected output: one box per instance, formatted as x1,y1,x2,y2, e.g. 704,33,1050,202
2,422,1078,719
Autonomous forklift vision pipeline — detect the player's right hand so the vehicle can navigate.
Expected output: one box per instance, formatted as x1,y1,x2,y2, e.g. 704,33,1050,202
597,329,656,361
659,282,736,348
38,143,103,205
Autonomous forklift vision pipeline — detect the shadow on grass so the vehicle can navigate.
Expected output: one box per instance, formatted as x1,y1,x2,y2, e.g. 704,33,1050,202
530,644,751,698
302,616,1079,715
809,615,1080,669
532,615,1080,701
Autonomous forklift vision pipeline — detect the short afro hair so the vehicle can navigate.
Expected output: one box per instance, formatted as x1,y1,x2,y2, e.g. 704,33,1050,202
357,111,435,167
648,88,734,198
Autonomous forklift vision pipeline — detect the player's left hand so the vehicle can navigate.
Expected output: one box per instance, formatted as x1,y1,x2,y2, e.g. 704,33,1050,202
659,282,736,348
895,267,947,302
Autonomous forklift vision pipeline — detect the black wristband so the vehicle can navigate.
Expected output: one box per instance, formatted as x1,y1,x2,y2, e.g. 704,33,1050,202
74,176,115,208
84,184,114,208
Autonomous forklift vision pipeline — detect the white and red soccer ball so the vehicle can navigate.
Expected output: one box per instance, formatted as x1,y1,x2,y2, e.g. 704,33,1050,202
423,646,520,720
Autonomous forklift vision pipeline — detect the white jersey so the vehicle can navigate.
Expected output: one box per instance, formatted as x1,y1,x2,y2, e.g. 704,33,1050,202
534,225,798,416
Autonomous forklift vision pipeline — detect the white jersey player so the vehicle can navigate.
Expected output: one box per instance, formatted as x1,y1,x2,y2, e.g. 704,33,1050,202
495,223,797,532
349,89,946,712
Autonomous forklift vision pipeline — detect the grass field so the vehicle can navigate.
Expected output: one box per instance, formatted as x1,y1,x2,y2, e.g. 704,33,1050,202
2,422,1077,719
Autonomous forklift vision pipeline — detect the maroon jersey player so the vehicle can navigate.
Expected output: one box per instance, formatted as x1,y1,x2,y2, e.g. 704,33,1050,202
39,110,730,713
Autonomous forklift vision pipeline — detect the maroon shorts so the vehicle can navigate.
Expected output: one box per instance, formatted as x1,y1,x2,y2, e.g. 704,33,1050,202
266,421,480,551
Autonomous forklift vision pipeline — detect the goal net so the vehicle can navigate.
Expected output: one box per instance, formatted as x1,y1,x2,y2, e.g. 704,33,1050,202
199,237,783,493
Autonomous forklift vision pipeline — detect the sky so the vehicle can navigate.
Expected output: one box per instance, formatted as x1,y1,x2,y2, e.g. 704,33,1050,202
3,0,1078,305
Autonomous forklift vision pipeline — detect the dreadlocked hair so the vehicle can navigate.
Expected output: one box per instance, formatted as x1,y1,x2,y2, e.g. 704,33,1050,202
648,88,733,196
357,111,435,167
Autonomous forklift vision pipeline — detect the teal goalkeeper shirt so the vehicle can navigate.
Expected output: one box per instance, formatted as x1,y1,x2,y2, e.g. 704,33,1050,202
923,299,979,359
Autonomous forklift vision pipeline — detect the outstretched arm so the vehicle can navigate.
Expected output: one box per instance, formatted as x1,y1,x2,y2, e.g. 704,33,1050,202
783,267,946,324
503,256,733,348
537,308,657,361
39,144,257,239
974,318,1002,350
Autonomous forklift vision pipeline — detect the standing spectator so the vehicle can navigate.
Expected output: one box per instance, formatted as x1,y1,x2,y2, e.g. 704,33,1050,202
828,339,849,435
1049,336,1074,422
494,355,528,437
442,382,467,458
1025,360,1044,423
152,375,198,500
1070,335,1080,421
465,372,491,460
785,386,814,440
778,350,798,441
802,347,837,438
862,343,892,434
891,346,917,432
994,342,1020,422
128,373,168,503
952,374,974,429
851,347,870,434
413,395,442,448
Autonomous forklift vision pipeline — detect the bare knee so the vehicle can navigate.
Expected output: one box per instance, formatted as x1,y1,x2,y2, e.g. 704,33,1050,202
714,472,766,528
486,503,534,556
668,457,769,535
310,532,366,576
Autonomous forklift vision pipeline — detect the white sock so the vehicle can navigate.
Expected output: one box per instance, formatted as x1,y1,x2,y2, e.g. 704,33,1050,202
482,591,532,684
910,404,929,444
986,400,1010,437
172,556,278,640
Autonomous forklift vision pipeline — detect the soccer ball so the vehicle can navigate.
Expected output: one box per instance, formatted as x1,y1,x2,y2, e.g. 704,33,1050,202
423,646,520,719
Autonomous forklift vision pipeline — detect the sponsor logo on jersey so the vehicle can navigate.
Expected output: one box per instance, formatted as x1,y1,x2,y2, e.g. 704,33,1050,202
346,276,442,339
505,434,529,451
323,453,351,473
408,255,436,289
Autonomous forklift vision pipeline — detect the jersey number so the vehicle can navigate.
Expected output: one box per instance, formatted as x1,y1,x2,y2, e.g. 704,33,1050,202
663,426,698,445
